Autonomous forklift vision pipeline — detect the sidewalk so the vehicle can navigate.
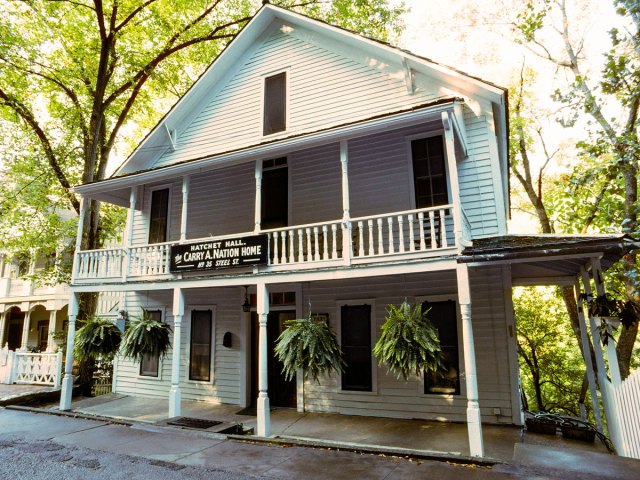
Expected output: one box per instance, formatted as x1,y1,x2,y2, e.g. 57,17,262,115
0,383,60,406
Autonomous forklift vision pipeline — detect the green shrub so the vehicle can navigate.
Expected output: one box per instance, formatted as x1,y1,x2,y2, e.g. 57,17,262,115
74,316,121,362
120,309,172,362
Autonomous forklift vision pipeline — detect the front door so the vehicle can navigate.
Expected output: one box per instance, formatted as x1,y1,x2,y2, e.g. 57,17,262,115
7,313,25,351
251,310,297,408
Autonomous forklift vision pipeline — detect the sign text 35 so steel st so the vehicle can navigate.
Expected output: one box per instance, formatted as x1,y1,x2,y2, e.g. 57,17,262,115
170,235,268,273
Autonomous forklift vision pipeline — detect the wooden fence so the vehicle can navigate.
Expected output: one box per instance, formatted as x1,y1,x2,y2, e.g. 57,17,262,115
602,369,640,459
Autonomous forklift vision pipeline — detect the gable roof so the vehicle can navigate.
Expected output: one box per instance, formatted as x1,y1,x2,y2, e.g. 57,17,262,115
110,3,507,179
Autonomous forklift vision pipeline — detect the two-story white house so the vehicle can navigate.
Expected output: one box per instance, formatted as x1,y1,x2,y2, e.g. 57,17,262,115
59,4,637,457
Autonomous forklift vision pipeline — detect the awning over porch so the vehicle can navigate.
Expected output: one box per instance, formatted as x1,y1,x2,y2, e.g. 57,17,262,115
458,234,639,285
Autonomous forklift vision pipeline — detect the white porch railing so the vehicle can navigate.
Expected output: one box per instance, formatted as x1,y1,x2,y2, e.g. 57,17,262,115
74,205,459,282
0,346,63,387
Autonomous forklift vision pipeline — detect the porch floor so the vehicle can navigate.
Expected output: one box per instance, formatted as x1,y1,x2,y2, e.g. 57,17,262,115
64,393,609,463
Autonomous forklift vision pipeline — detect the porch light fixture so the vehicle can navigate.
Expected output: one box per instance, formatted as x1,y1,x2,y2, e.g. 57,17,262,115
242,286,251,312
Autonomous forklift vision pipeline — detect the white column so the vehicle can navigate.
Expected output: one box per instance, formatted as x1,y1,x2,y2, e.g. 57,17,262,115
579,266,607,376
169,287,184,418
46,310,57,353
122,188,136,281
60,292,79,410
457,263,484,457
19,308,31,351
340,140,352,265
574,280,604,432
591,257,622,387
180,175,190,242
256,282,270,437
71,197,88,282
442,111,464,247
254,162,262,233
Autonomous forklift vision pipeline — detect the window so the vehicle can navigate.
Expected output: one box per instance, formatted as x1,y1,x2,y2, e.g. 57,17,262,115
422,300,459,395
411,136,448,208
263,72,286,135
139,310,162,377
261,157,288,229
341,304,372,392
189,309,213,381
148,188,170,244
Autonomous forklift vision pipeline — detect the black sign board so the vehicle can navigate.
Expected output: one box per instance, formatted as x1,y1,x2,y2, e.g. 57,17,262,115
170,235,268,273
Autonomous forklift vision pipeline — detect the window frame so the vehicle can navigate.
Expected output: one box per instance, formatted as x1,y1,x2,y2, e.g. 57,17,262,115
405,131,451,210
337,299,377,395
146,184,172,245
137,308,166,380
186,305,216,384
261,69,290,137
414,294,465,397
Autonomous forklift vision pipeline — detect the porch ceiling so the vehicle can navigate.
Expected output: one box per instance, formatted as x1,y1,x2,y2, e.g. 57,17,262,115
459,234,639,285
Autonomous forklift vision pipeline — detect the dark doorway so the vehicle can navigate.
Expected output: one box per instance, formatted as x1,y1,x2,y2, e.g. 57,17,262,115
7,312,25,351
251,310,297,408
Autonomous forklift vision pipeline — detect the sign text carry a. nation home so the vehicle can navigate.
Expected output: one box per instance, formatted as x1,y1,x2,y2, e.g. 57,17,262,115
170,235,268,273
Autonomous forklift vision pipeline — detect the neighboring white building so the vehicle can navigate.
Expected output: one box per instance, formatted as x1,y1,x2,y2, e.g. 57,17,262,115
59,4,637,457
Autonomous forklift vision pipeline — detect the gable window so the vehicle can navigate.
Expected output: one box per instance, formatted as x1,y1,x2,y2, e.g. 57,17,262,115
189,309,213,382
139,310,163,377
411,136,448,208
261,157,288,229
422,300,460,395
263,72,287,135
341,304,372,392
148,188,169,244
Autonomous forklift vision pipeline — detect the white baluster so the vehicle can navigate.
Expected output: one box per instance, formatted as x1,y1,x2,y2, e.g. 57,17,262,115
418,212,426,250
280,230,287,264
398,215,405,253
273,232,279,265
367,219,374,256
357,221,364,257
322,225,329,260
289,230,295,263
377,218,384,255
440,208,448,248
306,228,312,262
430,210,437,249
388,217,395,254
331,224,338,259
313,226,320,261
408,214,415,252
298,229,304,263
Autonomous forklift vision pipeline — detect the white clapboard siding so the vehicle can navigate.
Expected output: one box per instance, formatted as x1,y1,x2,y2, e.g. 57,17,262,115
151,25,446,169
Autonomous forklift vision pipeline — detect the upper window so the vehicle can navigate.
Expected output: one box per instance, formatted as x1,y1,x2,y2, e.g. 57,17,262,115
411,136,448,208
422,300,460,395
263,72,287,135
148,188,169,244
261,157,288,229
341,304,372,392
139,310,162,377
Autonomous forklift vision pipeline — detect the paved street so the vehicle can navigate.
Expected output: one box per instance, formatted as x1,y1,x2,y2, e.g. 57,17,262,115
1,407,639,479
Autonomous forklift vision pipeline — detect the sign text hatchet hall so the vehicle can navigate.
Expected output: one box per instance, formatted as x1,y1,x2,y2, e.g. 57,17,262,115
170,235,268,273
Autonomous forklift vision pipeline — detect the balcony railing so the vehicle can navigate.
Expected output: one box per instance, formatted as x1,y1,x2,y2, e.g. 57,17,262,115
73,205,461,283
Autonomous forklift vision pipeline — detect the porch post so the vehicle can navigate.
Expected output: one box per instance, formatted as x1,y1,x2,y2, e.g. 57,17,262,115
340,140,352,264
71,197,88,282
591,257,622,387
169,287,184,418
46,310,57,353
574,280,603,432
19,307,31,351
254,162,262,233
60,292,79,410
579,266,607,376
442,112,464,247
256,282,270,437
457,263,484,457
122,189,136,281
180,175,190,242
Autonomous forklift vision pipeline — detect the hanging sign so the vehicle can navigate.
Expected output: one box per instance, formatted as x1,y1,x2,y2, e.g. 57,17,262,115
170,235,268,273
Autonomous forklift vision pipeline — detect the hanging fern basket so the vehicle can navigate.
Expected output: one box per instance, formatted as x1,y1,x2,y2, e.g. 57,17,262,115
275,315,345,383
120,309,172,363
74,316,122,362
373,301,444,381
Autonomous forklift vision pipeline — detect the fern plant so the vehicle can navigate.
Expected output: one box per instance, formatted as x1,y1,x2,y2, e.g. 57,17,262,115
74,316,122,362
373,301,444,381
120,309,172,363
275,315,345,383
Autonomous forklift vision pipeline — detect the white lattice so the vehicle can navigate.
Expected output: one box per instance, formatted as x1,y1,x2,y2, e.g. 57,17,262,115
13,352,63,387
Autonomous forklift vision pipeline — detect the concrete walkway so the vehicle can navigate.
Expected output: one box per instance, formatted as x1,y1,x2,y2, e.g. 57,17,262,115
0,383,60,406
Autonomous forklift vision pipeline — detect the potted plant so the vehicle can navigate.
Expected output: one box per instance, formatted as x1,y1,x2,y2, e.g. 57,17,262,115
274,314,345,382
120,309,172,362
524,412,561,435
560,418,596,443
74,316,122,362
373,301,444,381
